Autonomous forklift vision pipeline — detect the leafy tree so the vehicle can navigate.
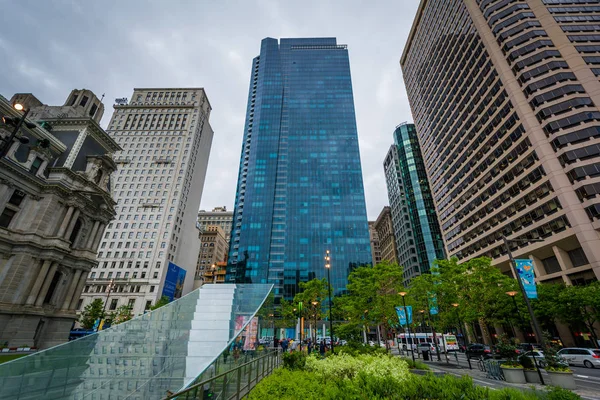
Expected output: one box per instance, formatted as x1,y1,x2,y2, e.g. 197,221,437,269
150,296,171,310
343,261,405,348
106,305,134,325
80,299,105,329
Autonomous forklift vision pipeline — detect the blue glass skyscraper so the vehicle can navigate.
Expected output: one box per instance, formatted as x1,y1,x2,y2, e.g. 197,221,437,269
227,37,371,300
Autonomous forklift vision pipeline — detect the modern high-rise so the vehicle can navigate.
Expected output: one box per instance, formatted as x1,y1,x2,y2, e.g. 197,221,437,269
227,37,371,299
79,88,213,316
384,123,445,284
401,0,600,285
197,206,233,242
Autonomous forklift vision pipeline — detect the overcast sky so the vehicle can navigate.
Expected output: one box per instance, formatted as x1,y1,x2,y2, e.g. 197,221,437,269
0,0,420,220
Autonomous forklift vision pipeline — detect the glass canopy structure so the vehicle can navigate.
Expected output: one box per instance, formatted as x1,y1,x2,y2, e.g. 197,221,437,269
0,283,273,400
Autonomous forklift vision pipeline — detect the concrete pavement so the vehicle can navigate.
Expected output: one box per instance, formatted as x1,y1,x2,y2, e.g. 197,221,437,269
390,348,600,399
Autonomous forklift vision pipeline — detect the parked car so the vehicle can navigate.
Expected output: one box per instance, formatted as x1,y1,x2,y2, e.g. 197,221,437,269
417,342,436,354
516,343,541,354
521,350,568,368
558,348,600,368
465,343,492,359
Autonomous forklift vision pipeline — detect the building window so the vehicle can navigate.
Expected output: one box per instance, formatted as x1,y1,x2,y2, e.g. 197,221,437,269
541,256,561,275
69,218,83,245
8,190,25,206
128,299,135,308
568,247,589,268
80,96,89,107
145,300,152,310
109,298,118,310
149,285,155,293
0,208,16,228
29,157,43,175
76,298,83,310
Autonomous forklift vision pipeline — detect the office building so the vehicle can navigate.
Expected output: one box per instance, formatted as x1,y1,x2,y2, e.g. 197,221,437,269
197,206,233,242
194,225,228,288
79,88,213,316
228,37,371,299
0,90,118,348
383,123,445,284
401,0,600,285
373,206,399,265
368,221,382,266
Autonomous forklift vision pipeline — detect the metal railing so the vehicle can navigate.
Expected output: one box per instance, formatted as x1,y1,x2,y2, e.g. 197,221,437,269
163,349,281,400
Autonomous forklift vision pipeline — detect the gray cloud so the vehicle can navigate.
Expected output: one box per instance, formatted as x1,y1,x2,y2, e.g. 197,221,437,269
0,0,420,219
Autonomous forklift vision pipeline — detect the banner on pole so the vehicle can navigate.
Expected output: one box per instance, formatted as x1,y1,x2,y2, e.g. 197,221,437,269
428,292,439,315
515,259,537,299
395,306,413,326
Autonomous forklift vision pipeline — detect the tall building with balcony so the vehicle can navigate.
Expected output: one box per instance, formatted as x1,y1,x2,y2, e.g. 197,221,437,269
227,37,371,299
401,0,600,287
197,206,233,242
0,90,118,348
79,88,213,316
373,206,399,265
384,123,445,284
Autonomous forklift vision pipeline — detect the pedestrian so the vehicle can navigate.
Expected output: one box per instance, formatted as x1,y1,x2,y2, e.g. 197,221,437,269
319,340,326,357
290,339,297,351
307,339,313,355
281,338,288,353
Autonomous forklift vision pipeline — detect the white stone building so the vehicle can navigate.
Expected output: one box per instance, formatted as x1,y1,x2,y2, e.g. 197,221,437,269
79,88,213,316
0,89,119,348
197,206,233,242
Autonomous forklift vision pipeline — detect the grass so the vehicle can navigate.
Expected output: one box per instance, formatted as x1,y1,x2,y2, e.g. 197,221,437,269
0,354,27,364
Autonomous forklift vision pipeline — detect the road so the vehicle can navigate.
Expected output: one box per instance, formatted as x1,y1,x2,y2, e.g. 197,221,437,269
409,351,600,395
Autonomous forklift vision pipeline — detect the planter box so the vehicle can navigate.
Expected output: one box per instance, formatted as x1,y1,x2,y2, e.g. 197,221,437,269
524,369,541,384
547,370,576,390
1,348,9,353
501,367,526,384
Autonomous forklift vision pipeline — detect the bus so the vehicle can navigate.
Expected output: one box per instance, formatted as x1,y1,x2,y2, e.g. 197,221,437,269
396,332,459,353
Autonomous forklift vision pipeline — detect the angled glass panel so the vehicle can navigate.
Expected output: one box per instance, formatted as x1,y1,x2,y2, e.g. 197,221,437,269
0,283,273,400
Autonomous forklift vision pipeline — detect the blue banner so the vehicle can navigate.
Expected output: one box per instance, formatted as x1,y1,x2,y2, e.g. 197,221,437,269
515,259,537,299
428,292,439,315
395,306,413,326
162,262,186,301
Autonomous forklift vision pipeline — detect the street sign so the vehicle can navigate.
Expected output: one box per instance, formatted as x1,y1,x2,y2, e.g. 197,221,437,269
515,259,537,299
395,306,413,326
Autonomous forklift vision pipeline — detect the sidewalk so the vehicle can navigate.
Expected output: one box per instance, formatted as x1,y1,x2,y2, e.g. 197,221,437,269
390,348,599,400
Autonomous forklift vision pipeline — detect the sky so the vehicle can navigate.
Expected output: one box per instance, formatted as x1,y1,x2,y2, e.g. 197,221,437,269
0,0,420,220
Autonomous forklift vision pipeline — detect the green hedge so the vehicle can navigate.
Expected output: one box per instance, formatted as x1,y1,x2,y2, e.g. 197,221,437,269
249,353,580,400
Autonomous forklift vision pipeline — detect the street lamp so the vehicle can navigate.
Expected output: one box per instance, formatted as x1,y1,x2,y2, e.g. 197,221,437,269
1,103,32,158
211,263,217,284
506,290,545,385
452,303,472,369
505,291,518,338
312,301,318,343
398,291,415,362
98,279,116,332
325,250,334,353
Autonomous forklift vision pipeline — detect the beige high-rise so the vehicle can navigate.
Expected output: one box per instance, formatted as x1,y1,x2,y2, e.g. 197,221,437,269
401,0,600,285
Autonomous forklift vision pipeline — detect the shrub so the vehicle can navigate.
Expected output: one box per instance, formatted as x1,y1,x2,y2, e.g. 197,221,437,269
519,354,535,370
282,351,306,370
250,353,582,400
400,356,430,370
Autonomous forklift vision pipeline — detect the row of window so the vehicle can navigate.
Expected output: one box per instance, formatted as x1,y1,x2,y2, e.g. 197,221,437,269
537,97,594,121
567,162,600,182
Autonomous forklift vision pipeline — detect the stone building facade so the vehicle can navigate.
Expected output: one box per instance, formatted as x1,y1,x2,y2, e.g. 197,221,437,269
374,206,399,265
0,90,119,348
368,221,382,267
194,225,228,288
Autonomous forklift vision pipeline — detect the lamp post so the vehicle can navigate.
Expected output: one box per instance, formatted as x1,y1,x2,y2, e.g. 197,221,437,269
211,263,217,284
502,236,545,347
425,298,442,361
452,303,471,369
506,290,545,385
399,292,415,362
505,291,522,339
1,103,32,158
312,301,318,343
98,279,115,332
325,250,334,353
